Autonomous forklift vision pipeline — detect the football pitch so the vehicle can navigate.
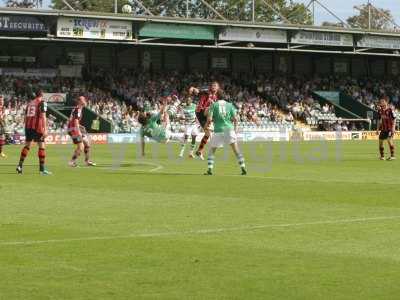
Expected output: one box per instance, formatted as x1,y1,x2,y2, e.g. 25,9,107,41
1,141,400,300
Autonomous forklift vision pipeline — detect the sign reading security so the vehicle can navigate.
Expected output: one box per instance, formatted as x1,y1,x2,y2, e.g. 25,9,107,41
57,17,133,40
0,14,48,33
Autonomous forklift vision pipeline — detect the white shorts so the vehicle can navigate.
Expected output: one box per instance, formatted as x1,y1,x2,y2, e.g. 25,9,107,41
210,131,237,148
184,124,199,136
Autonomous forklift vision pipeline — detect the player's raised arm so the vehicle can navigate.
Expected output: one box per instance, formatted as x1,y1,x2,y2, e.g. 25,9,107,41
189,86,200,95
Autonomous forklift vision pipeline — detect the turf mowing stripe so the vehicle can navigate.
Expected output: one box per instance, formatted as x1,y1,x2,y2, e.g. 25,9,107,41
95,162,164,172
1,215,400,247
71,161,399,185
135,169,400,185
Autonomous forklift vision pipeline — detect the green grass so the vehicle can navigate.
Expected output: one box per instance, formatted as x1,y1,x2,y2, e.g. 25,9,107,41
1,141,400,300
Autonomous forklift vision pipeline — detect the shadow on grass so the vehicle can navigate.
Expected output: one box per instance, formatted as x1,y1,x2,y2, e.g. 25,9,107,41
103,171,200,177
100,163,155,168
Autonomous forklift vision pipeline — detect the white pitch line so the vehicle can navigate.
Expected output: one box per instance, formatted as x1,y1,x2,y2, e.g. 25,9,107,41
1,215,400,247
133,161,164,173
148,163,164,173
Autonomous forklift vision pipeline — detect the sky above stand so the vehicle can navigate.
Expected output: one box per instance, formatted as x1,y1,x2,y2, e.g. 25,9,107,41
33,0,400,26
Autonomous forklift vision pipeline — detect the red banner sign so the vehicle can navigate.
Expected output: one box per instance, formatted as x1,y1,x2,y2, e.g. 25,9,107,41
40,133,108,145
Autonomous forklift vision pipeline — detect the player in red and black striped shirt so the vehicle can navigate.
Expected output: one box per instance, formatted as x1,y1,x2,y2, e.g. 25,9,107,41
376,97,396,161
189,81,220,160
0,95,6,158
67,96,96,167
16,90,52,175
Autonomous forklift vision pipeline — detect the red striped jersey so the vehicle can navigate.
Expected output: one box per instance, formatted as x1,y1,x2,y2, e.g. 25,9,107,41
25,97,47,134
196,92,218,113
378,106,396,132
67,106,83,136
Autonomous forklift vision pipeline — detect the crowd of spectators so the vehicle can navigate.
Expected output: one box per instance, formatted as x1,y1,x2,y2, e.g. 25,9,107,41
88,99,141,133
109,70,316,126
338,78,400,108
0,99,63,135
1,71,400,134
339,78,400,119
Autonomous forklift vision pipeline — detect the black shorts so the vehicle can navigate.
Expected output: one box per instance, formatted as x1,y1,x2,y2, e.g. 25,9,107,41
69,134,83,145
25,128,45,143
68,125,87,144
0,123,5,136
379,131,393,140
196,111,207,129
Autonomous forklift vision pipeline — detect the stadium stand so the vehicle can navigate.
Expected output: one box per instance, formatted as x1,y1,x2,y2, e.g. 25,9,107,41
1,71,400,135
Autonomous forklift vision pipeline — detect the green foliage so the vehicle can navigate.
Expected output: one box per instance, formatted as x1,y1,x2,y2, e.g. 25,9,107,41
281,0,312,24
347,4,394,30
51,0,115,11
50,0,312,24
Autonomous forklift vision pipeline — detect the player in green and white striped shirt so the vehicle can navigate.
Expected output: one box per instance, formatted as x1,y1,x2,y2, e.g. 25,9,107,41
205,98,247,175
138,101,172,157
179,96,199,158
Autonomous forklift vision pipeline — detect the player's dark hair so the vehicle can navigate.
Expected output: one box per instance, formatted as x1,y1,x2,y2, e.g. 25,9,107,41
217,89,225,100
379,95,388,102
35,89,43,97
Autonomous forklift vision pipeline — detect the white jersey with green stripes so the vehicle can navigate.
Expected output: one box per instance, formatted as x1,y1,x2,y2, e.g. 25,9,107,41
182,103,197,125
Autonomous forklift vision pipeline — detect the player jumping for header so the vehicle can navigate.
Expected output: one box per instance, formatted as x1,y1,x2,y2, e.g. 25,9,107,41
16,90,52,175
189,81,220,160
67,96,96,167
204,96,247,176
377,97,396,161
138,100,179,157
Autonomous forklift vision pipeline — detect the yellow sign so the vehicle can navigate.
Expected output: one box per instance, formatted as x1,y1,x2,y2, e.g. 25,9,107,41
362,131,400,140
